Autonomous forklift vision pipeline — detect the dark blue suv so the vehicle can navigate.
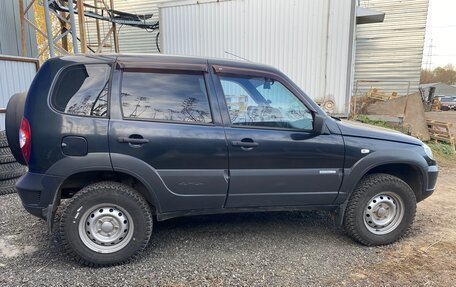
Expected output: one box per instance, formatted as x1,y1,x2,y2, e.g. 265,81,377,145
6,54,438,266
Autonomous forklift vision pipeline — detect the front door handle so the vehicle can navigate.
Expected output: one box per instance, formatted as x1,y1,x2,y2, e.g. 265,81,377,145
231,139,259,148
117,136,149,144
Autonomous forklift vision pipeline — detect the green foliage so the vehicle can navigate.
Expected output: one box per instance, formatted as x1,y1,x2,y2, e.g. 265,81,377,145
427,142,456,158
353,115,394,129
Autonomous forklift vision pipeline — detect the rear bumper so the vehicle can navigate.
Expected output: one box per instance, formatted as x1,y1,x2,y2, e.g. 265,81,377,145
422,165,438,201
16,172,63,220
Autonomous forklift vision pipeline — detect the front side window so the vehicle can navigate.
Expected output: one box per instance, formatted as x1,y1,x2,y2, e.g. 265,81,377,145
220,75,313,130
120,71,212,124
51,64,111,117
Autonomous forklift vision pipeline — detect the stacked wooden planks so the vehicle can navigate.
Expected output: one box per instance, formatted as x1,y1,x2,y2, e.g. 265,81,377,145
367,89,398,101
427,119,455,149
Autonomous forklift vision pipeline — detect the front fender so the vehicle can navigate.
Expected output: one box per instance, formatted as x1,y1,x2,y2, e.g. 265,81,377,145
334,148,428,205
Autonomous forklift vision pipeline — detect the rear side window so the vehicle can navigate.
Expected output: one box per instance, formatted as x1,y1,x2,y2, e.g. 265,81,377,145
51,64,111,117
120,71,212,124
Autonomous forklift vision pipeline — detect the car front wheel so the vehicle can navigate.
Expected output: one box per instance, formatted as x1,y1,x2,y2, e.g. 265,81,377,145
344,174,416,246
60,181,153,267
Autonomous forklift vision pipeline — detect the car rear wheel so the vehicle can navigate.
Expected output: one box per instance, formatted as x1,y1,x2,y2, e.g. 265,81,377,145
60,181,153,267
343,174,416,246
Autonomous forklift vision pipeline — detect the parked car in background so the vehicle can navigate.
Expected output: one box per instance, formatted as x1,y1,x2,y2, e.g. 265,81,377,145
6,54,438,267
438,96,456,111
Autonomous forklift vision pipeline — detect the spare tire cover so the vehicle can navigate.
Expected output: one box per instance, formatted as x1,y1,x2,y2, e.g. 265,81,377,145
5,92,27,165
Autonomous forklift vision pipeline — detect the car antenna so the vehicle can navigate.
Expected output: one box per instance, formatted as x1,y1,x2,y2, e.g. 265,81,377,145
224,51,251,62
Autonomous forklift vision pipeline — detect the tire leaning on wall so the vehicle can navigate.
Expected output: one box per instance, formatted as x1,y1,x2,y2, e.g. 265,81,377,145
0,130,27,196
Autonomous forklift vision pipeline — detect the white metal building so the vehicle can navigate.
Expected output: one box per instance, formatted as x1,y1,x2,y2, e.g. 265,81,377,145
0,56,38,129
354,0,429,97
159,0,356,115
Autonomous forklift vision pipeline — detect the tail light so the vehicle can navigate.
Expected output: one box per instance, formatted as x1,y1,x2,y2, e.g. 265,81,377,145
19,118,31,164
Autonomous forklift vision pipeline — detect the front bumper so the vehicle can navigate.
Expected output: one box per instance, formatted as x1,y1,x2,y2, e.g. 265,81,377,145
422,165,438,200
16,172,63,220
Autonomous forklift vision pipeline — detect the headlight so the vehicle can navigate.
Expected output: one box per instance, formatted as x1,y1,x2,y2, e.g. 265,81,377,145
423,144,434,160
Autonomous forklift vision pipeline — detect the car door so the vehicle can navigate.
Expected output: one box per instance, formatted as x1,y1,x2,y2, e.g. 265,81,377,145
211,65,345,208
109,60,229,212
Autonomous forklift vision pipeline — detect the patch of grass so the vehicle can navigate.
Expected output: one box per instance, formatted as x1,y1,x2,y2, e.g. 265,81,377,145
354,115,393,129
426,142,456,167
427,142,456,158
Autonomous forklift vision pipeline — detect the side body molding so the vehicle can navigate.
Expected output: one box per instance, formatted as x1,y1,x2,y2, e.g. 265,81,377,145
110,153,226,214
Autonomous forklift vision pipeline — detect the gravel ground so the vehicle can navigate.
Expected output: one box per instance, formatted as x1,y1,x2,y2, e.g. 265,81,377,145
0,166,455,286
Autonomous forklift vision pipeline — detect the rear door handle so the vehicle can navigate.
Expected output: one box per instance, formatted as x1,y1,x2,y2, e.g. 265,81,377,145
117,136,149,144
231,140,259,148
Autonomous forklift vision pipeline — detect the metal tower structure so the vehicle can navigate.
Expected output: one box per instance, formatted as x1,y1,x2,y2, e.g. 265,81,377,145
19,0,159,58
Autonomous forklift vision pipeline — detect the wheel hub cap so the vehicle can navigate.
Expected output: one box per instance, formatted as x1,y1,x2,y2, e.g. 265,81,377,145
364,192,404,235
100,221,115,233
78,205,134,253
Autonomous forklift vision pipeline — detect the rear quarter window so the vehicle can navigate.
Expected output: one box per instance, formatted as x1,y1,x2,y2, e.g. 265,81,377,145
120,71,212,124
51,64,111,117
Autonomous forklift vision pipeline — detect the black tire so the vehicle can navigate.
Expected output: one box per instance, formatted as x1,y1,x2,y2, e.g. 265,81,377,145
0,154,16,164
343,174,416,246
441,106,450,111
5,92,27,164
0,177,19,195
0,148,16,164
60,181,153,267
0,131,8,148
0,162,27,180
0,147,13,156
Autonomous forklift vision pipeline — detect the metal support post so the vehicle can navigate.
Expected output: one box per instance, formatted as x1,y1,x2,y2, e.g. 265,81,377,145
43,0,55,57
68,0,79,53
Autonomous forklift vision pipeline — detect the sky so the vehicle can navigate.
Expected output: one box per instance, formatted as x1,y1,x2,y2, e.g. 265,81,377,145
422,0,456,69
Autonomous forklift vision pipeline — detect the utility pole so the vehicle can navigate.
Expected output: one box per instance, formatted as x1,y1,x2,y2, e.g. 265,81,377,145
425,39,434,71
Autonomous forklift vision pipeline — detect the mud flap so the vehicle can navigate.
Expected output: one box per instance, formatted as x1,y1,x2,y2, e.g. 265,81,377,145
334,200,348,226
46,190,61,234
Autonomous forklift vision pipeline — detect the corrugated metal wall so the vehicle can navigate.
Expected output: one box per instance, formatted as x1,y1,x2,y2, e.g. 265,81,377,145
0,57,37,130
354,0,429,97
81,0,161,53
0,0,37,57
160,0,355,115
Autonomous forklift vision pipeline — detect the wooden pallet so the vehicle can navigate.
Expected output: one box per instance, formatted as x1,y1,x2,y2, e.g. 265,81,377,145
426,119,455,149
366,89,398,101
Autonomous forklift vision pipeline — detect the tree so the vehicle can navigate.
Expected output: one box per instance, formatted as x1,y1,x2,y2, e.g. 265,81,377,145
420,69,435,84
420,64,456,85
433,64,456,85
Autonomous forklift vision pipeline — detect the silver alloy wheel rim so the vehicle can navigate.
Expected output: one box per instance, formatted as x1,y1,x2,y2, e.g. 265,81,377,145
363,192,404,235
78,204,134,253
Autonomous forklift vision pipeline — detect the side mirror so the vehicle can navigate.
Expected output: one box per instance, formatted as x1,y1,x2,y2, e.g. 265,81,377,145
313,113,326,135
